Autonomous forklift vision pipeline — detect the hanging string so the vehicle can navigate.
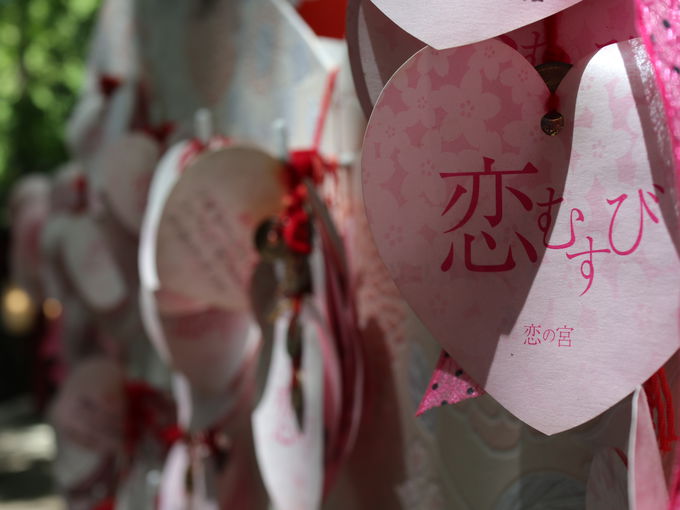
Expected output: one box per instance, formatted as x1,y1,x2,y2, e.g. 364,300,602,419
543,15,571,113
281,68,340,257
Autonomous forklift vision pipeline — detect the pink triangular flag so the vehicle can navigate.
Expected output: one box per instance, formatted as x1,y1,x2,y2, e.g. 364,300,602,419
416,350,484,416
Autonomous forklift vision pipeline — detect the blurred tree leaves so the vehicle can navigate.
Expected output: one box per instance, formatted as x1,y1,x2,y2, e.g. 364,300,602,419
0,0,99,215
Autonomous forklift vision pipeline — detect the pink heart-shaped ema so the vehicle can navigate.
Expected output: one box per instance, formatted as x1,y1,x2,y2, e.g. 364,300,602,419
155,146,285,311
362,38,680,434
369,0,583,50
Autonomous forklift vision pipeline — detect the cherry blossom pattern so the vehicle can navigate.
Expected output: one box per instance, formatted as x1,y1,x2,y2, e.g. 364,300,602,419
436,71,501,149
416,350,484,415
397,72,438,129
468,40,515,81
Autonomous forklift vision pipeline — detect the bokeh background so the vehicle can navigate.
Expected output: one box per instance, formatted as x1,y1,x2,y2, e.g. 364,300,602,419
0,1,99,507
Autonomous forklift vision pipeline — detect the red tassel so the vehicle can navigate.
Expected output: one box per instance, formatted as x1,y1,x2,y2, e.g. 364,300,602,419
644,367,677,452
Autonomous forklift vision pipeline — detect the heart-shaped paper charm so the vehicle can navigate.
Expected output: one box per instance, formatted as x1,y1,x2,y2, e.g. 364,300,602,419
155,145,285,311
61,215,127,313
97,132,160,235
9,175,51,300
185,0,238,107
346,0,424,117
362,38,680,434
369,0,583,50
348,0,637,117
252,303,326,510
139,140,271,390
138,0,331,151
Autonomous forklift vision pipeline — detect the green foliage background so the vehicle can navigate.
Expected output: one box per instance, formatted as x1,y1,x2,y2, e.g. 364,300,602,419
0,0,99,216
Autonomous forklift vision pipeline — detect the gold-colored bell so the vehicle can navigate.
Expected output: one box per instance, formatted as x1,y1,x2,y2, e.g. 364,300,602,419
254,218,287,261
541,111,565,136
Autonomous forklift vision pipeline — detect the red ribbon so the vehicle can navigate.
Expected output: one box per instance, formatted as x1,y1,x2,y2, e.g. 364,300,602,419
123,381,177,460
98,74,176,146
280,150,335,255
98,75,122,98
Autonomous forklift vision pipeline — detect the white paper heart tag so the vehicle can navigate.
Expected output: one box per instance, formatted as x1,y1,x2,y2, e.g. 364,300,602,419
155,145,285,311
362,38,680,434
98,132,160,234
252,303,324,510
158,443,219,510
61,215,127,312
369,0,583,50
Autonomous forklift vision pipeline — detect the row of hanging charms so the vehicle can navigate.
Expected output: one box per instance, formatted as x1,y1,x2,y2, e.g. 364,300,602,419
252,65,366,505
353,0,680,507
130,1,358,508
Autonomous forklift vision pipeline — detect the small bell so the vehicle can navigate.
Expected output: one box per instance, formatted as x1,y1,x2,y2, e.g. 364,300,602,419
254,218,287,261
281,255,312,297
541,111,565,136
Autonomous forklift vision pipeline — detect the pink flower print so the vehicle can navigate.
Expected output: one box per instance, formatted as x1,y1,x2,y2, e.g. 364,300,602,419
500,65,542,104
400,75,437,128
502,98,552,149
399,130,447,205
370,105,411,160
437,74,501,149
570,104,632,192
503,118,544,150
384,224,404,247
572,121,631,167
468,41,513,81
416,49,450,78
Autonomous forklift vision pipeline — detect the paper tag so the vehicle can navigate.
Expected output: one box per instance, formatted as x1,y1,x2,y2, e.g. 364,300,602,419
139,141,189,293
346,0,424,116
156,145,284,311
51,358,125,453
157,308,259,396
369,0,582,50
98,132,160,234
362,38,679,434
61,215,127,312
416,350,484,415
628,388,669,509
137,0,330,150
158,443,219,510
252,304,324,510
